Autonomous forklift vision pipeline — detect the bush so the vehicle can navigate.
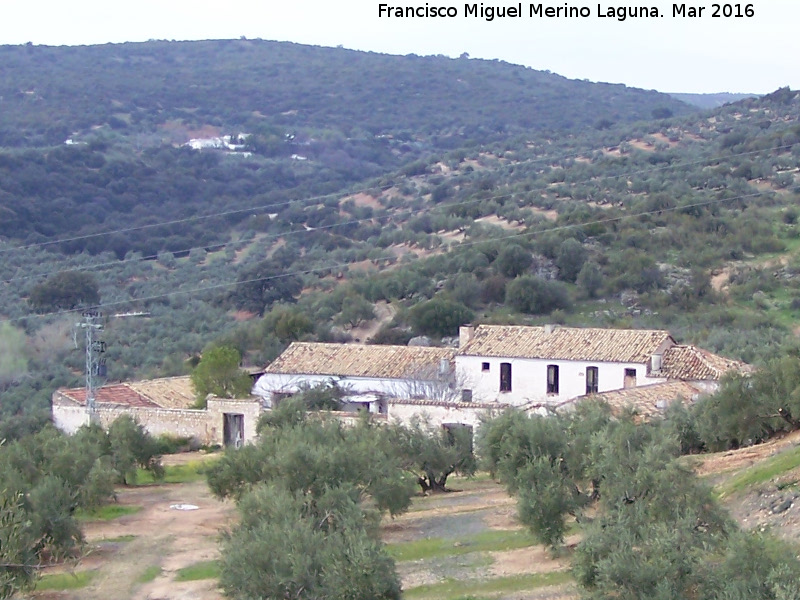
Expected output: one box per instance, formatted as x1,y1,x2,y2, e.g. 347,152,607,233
409,298,474,338
505,276,571,315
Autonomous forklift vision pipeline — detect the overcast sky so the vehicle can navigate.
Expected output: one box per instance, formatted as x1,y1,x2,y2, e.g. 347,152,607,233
2,0,797,94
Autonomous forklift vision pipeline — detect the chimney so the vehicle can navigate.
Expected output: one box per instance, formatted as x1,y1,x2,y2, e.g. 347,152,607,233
544,324,556,334
439,358,450,375
459,325,474,348
651,353,663,373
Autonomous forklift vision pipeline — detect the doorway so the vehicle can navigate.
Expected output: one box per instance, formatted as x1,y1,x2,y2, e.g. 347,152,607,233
223,413,245,448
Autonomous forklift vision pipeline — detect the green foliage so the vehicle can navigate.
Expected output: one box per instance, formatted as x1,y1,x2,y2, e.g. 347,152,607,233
493,245,532,278
207,414,416,515
388,418,477,493
34,571,96,592
480,402,800,600
0,416,163,590
387,529,534,562
555,239,587,283
334,294,376,328
136,565,162,584
409,298,474,338
717,444,800,498
108,415,165,485
0,324,28,390
175,560,220,582
261,306,314,343
219,485,401,600
230,260,303,315
75,504,141,521
0,492,39,599
190,345,252,405
516,458,578,548
403,572,572,600
505,276,571,315
28,271,99,312
693,358,800,451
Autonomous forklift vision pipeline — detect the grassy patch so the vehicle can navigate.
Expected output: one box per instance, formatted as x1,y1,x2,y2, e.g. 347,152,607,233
388,529,535,562
99,534,137,543
137,565,162,584
403,571,572,600
75,504,142,521
717,445,800,498
175,560,220,582
35,571,96,591
135,458,218,485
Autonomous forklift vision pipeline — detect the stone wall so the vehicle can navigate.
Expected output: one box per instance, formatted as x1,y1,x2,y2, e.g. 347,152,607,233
52,391,264,446
53,403,213,443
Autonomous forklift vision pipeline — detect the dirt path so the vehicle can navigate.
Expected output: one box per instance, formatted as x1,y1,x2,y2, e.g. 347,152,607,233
30,480,232,600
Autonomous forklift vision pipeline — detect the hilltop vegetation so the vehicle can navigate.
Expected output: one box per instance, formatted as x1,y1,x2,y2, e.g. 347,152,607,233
0,39,688,149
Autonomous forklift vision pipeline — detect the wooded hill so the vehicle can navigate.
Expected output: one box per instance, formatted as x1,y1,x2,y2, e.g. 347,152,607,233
0,39,688,149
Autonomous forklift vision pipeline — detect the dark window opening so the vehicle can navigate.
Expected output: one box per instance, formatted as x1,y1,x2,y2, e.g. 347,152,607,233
461,389,473,402
586,366,599,395
624,368,637,388
482,362,490,371
500,362,512,392
547,365,559,394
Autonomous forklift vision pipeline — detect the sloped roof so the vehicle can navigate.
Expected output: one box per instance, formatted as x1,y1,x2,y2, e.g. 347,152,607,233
582,380,704,419
659,345,751,381
59,384,161,408
127,376,195,408
264,342,455,379
457,325,673,363
58,376,195,409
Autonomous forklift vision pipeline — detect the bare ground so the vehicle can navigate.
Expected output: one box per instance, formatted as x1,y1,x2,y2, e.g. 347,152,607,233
27,478,232,600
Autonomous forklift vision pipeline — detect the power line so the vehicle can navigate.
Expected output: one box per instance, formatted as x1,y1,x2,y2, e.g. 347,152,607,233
5,184,793,326
0,140,793,257
2,142,794,286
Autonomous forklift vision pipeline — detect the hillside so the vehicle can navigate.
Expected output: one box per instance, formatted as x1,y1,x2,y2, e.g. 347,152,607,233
0,39,690,149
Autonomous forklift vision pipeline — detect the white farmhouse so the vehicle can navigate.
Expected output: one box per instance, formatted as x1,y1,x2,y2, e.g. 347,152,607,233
455,324,748,408
252,342,457,411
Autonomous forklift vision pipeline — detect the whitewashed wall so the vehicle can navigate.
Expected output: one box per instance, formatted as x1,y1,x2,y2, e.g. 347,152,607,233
252,373,454,405
387,401,503,430
456,356,667,406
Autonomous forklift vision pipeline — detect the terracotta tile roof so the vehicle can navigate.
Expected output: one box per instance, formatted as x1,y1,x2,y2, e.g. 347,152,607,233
264,342,455,379
128,376,195,409
458,325,673,363
59,384,161,408
581,381,704,419
58,376,196,409
658,345,752,381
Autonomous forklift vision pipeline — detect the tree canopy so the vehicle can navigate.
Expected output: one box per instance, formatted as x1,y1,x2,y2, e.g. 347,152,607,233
190,345,252,405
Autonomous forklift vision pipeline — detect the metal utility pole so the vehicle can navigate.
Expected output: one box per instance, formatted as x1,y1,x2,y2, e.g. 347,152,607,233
76,311,106,422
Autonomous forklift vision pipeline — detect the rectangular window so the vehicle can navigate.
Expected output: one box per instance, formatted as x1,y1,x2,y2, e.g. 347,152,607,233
547,365,559,394
482,362,490,371
624,368,637,388
500,362,512,392
586,366,599,394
